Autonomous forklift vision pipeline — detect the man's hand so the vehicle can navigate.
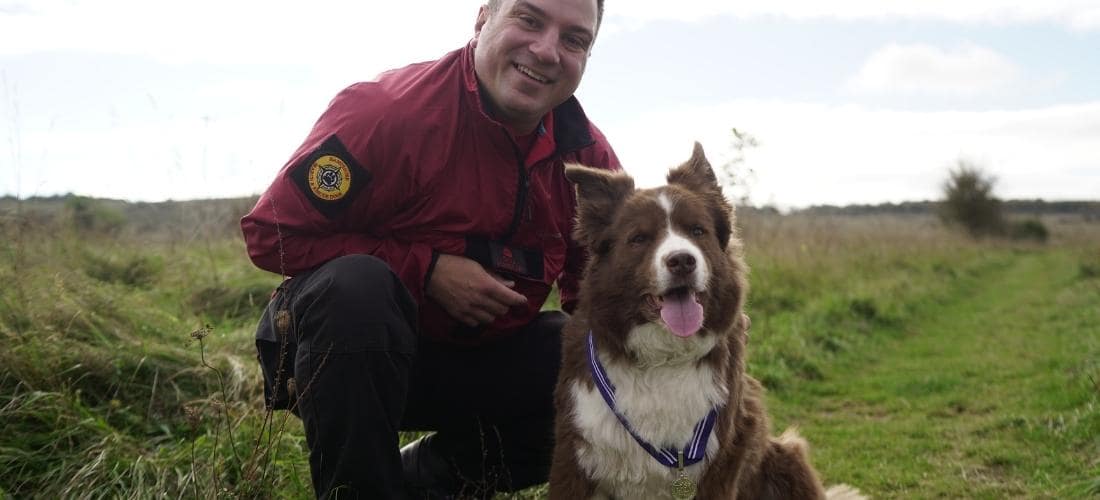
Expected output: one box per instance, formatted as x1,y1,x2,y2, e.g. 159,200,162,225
426,254,528,327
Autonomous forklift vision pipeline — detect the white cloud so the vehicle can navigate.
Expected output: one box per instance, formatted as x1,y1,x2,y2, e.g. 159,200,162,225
600,100,1100,208
5,0,1099,66
604,0,1100,31
847,43,1022,96
1069,6,1100,29
0,0,483,67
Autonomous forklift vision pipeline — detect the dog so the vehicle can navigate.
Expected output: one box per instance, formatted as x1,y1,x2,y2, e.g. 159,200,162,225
549,143,863,499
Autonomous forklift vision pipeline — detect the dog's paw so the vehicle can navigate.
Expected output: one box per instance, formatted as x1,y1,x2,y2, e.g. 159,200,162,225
825,484,868,500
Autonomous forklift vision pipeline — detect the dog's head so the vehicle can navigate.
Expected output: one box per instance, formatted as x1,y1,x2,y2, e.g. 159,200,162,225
567,142,747,363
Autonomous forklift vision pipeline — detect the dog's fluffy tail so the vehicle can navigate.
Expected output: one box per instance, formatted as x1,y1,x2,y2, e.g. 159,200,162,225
776,429,868,500
775,427,810,454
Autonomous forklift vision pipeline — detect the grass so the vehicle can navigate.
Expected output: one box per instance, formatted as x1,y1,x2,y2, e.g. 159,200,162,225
765,248,1100,498
0,202,303,498
738,214,1100,497
1,200,1098,498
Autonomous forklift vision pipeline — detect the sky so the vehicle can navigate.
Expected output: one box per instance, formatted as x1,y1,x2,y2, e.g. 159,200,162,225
1,0,1098,209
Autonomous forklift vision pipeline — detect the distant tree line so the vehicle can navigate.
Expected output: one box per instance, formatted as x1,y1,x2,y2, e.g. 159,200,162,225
0,193,259,239
797,199,1100,218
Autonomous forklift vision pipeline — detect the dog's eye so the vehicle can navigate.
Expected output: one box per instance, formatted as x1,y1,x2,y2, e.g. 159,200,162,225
628,233,649,245
690,226,706,237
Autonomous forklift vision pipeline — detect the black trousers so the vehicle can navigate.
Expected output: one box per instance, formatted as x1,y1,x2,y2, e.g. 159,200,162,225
255,254,564,499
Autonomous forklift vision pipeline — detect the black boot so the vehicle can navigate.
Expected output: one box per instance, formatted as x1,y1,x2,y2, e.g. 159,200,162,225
401,434,460,500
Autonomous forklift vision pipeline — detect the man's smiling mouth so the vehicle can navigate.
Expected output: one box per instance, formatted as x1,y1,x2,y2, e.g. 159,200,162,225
514,63,552,84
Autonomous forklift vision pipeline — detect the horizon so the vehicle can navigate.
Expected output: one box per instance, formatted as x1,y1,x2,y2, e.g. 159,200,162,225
2,1,1099,209
6,191,1098,215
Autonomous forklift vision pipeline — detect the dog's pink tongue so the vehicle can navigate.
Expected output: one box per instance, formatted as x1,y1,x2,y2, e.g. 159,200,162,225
660,292,704,338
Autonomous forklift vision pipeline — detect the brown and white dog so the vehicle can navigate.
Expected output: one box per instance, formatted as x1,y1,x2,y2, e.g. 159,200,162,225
549,143,862,500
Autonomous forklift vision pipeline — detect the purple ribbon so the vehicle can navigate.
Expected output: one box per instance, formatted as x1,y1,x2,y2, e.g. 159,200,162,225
586,331,719,468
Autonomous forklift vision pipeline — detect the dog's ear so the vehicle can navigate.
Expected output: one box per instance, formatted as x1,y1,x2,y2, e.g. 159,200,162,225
667,142,721,193
565,164,635,254
667,142,735,250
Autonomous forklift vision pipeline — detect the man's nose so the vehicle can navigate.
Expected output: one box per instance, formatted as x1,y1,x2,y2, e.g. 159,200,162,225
529,30,560,65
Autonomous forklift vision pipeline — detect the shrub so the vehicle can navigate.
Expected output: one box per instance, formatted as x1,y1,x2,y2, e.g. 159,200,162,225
65,196,125,235
189,283,273,323
1081,262,1100,280
938,161,1005,238
82,252,163,288
1008,219,1049,243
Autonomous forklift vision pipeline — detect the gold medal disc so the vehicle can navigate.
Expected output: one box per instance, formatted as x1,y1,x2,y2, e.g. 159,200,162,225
670,473,696,499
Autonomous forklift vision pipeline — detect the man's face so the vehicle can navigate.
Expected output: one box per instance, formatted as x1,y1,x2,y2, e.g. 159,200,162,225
473,0,597,133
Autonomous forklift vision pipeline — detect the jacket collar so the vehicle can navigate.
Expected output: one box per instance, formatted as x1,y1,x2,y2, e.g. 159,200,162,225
459,40,595,155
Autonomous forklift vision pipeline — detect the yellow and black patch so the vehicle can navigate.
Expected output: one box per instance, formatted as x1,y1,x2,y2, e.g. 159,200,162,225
308,155,352,201
290,135,370,218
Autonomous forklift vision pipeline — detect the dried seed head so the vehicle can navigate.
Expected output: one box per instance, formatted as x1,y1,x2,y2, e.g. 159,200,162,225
190,325,213,340
183,404,202,427
275,309,291,335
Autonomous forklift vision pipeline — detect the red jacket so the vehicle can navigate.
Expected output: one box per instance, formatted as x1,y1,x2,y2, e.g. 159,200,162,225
241,41,620,342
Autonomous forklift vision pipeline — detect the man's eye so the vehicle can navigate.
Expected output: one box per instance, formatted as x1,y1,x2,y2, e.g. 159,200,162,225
563,35,588,52
517,14,538,28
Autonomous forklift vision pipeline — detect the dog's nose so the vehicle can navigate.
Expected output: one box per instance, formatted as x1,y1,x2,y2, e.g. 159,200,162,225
665,252,696,276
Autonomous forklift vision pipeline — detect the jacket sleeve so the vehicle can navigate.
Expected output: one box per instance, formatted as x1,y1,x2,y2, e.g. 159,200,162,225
558,127,622,314
240,83,435,304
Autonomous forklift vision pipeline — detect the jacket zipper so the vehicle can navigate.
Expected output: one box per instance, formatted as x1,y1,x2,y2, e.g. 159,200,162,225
501,129,529,244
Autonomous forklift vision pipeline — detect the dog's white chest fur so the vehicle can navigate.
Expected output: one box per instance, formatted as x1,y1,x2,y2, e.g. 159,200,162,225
571,323,727,499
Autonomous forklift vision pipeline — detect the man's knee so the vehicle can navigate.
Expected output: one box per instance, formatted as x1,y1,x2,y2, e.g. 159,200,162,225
314,254,407,305
293,254,418,355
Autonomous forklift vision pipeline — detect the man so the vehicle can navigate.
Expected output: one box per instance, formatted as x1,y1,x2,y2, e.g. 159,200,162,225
241,0,617,497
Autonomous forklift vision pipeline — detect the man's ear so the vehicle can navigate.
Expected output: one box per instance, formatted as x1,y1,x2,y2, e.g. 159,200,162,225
565,164,635,254
474,5,490,36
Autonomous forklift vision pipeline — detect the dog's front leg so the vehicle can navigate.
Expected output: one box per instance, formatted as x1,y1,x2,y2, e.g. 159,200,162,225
548,437,598,499
548,407,598,500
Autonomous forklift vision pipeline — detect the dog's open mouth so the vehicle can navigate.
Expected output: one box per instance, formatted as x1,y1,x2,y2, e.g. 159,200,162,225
646,286,705,338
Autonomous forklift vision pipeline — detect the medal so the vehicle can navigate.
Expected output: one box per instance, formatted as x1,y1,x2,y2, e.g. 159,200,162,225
670,450,697,500
587,333,716,500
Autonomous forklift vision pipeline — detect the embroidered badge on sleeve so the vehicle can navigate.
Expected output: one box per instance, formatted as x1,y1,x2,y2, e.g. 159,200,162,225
308,155,352,201
290,135,371,218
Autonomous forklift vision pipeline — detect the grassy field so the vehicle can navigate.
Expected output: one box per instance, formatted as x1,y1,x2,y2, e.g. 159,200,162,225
0,199,1097,498
769,248,1100,498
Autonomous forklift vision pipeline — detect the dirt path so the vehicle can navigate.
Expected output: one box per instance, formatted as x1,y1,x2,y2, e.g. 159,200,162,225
770,250,1100,498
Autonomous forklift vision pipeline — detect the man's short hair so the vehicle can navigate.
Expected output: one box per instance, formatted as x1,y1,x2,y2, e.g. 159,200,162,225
487,0,605,31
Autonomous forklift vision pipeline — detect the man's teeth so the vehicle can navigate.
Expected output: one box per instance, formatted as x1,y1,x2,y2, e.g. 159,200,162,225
515,64,550,83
